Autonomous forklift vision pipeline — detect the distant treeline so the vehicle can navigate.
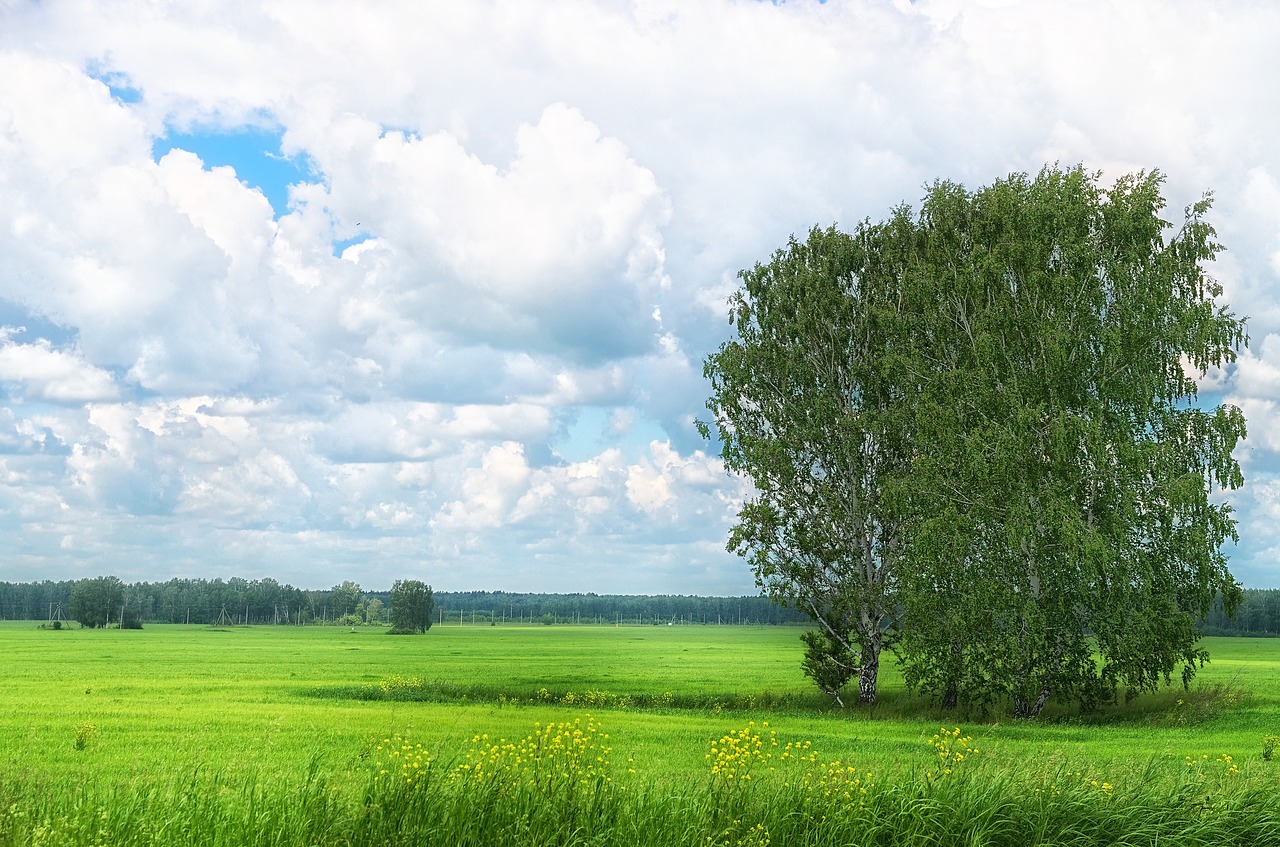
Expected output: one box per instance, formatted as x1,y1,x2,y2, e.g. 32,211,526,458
4,577,1277,633
0,577,808,626
1201,589,1280,636
431,590,805,626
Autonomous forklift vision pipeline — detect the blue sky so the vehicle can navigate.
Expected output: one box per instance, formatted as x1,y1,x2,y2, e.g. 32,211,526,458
1,0,1279,593
151,127,305,219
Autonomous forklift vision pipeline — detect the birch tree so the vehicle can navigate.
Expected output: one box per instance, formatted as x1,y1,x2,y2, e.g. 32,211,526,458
705,166,1246,716
897,167,1246,716
389,579,435,634
701,224,914,705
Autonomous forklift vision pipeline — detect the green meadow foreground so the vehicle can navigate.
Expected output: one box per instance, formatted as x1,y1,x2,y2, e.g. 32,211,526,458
2,622,1279,846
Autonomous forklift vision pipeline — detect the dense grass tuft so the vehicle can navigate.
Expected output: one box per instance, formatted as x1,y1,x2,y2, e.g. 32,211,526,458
311,674,817,713
2,718,1278,846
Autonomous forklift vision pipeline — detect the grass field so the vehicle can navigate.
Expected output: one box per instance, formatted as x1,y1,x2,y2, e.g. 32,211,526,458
2,621,1279,845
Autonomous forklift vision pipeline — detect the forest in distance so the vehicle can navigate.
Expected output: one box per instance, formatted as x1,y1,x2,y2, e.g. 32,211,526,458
0,577,807,627
0,576,1276,635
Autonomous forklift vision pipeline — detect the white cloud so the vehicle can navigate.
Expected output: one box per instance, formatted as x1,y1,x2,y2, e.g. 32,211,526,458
0,55,277,393
65,404,185,515
1234,335,1280,401
0,335,119,402
0,1,1278,590
298,102,671,360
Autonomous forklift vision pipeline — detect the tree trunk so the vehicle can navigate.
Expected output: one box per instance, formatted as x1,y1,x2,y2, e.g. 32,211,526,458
941,641,962,710
858,631,881,705
1013,682,1052,718
858,659,878,705
1014,633,1062,718
1030,683,1052,716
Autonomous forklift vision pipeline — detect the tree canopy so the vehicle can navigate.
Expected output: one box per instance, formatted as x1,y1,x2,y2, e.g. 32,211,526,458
68,576,125,629
388,579,435,634
700,224,912,705
703,165,1247,715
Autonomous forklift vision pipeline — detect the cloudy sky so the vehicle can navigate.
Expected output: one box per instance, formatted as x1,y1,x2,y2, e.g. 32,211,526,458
1,0,1278,594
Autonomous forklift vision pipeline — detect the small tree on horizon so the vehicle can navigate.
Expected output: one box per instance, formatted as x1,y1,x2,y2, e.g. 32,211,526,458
388,580,434,634
68,576,125,629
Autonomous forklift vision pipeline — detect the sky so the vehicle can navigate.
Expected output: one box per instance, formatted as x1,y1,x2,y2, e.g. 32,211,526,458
1,0,1279,594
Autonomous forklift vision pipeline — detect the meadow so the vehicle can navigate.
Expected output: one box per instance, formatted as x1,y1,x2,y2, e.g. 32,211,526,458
2,621,1279,845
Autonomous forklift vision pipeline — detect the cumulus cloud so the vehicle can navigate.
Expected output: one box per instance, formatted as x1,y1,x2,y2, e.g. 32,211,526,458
0,333,119,402
1233,335,1280,402
0,1,1278,590
0,55,274,393
299,102,671,360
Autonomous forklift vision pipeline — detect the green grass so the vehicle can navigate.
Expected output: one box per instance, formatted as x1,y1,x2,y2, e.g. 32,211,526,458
2,621,1280,845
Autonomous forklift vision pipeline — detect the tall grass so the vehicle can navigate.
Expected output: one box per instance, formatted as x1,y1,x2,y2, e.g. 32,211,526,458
3,717,1277,847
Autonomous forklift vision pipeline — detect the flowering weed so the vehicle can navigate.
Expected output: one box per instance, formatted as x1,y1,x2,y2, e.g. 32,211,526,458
451,715,614,796
73,723,97,751
376,675,424,698
707,819,771,847
369,735,432,788
707,721,777,785
926,727,978,780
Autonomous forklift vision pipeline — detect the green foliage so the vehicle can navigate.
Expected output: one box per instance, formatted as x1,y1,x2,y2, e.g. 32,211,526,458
800,629,856,706
332,675,809,713
1159,681,1250,727
895,167,1246,716
702,225,912,705
328,580,363,618
0,578,807,627
68,576,125,629
389,580,435,634
707,165,1247,716
1201,589,1280,635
